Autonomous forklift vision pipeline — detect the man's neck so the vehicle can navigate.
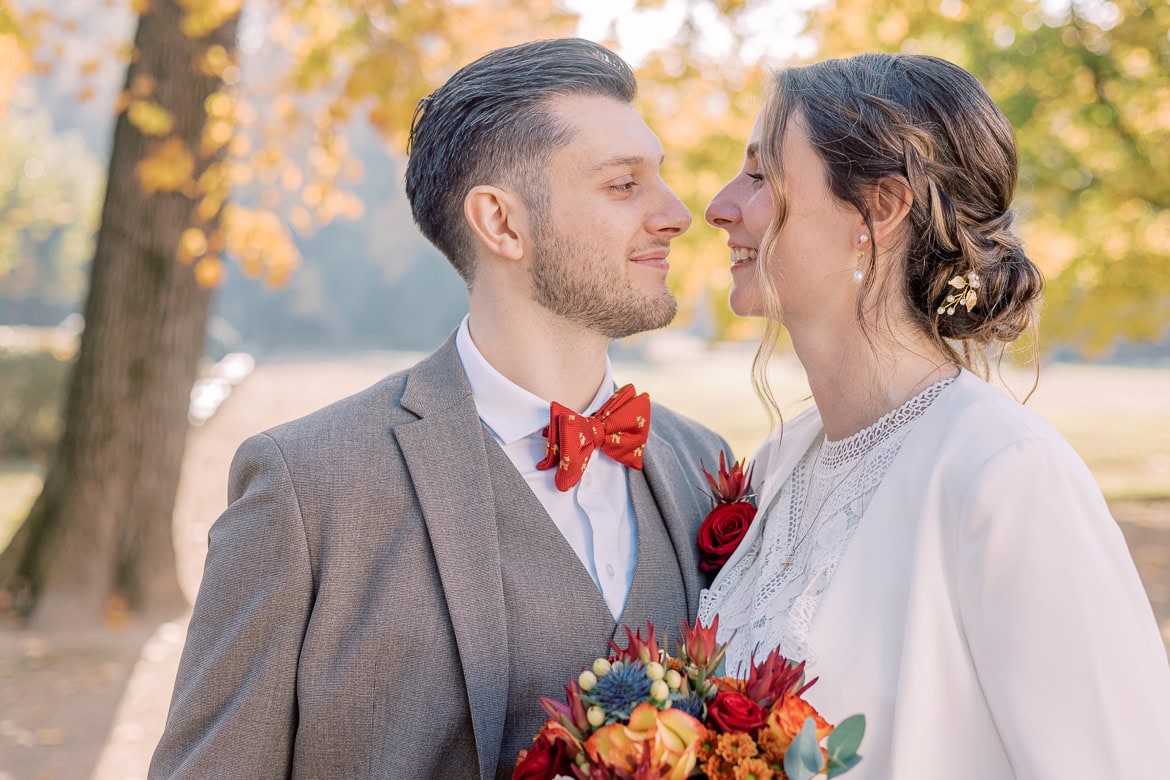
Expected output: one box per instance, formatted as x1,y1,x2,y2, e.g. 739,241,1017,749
467,294,611,414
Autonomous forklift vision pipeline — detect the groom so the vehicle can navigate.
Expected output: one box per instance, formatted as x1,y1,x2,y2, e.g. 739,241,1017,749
150,38,729,779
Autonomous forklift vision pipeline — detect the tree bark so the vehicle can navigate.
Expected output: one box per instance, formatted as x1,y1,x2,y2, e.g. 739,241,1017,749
0,0,239,626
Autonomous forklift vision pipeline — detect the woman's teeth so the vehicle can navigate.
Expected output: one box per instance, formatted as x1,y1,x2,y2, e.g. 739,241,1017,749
731,247,758,265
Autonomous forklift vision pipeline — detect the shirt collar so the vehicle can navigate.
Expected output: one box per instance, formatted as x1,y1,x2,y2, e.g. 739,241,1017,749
455,315,617,445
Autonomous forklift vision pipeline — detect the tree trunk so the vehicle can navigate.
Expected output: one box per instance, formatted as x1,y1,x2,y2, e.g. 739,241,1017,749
0,0,239,627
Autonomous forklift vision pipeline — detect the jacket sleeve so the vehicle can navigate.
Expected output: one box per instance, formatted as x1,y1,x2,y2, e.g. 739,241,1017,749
149,432,313,779
954,435,1170,779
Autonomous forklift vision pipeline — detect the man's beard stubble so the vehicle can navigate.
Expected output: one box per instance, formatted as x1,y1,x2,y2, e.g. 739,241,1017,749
528,219,678,340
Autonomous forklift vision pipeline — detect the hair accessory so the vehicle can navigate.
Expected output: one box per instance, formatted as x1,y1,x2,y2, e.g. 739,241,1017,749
938,271,980,315
852,234,869,284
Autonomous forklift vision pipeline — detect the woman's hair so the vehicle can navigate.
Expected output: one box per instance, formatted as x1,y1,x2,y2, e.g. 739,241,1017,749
751,53,1043,418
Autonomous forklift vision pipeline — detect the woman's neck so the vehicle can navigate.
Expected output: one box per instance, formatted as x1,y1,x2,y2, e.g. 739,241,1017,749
791,323,957,442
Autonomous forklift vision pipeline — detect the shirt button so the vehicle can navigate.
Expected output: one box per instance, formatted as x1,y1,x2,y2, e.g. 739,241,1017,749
606,563,616,578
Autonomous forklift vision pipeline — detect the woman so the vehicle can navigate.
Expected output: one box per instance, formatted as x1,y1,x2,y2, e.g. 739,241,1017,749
698,53,1170,778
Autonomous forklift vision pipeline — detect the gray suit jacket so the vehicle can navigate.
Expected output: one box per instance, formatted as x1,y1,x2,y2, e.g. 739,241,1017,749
150,334,730,779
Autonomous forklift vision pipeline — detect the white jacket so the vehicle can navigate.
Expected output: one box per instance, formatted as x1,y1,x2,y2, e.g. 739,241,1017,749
720,369,1170,779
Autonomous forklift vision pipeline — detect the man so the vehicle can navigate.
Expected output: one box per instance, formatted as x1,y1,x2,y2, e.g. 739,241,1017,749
150,38,729,779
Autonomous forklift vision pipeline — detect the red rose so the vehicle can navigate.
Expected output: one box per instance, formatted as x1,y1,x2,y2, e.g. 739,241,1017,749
697,501,757,572
707,691,769,734
513,734,574,780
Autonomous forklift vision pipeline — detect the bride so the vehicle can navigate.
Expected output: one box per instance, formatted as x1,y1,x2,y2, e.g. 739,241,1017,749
698,52,1170,778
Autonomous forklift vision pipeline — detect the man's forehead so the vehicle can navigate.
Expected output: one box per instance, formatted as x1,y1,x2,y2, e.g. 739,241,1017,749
545,94,664,170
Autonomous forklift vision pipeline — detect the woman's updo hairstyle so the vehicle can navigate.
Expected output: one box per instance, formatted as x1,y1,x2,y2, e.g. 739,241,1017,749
755,53,1043,373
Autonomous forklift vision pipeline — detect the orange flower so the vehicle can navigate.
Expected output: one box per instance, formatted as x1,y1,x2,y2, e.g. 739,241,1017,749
585,702,705,780
733,757,775,780
756,729,788,764
701,753,734,780
763,695,832,754
714,732,759,763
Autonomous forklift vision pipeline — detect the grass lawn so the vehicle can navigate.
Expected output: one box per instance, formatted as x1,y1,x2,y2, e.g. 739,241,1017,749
0,460,41,549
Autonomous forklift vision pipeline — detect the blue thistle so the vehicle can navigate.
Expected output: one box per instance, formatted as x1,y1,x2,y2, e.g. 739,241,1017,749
585,661,652,722
669,691,707,720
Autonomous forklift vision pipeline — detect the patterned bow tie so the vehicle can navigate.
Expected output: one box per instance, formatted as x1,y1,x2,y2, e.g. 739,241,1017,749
536,384,651,492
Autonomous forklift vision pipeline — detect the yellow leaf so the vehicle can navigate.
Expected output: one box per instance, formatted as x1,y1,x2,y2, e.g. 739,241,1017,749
177,227,207,264
194,255,225,287
200,116,234,155
135,138,195,195
127,99,175,136
130,73,155,98
204,91,233,118
281,166,302,192
200,44,229,77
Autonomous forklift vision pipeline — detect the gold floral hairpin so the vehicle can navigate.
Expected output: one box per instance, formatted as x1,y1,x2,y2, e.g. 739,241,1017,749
939,271,980,316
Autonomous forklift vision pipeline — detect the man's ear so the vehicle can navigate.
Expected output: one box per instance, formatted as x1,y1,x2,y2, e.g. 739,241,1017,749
464,185,528,262
867,176,913,246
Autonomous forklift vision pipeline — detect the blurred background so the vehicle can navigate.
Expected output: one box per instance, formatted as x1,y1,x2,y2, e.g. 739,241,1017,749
0,0,1168,777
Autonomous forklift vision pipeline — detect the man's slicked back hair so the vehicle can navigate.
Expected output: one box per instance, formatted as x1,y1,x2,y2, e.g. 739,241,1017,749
405,38,637,283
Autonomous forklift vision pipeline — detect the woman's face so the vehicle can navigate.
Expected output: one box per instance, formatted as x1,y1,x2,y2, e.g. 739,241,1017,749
704,110,862,326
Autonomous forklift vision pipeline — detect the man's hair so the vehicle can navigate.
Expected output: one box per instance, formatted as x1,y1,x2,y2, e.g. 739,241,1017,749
405,38,637,283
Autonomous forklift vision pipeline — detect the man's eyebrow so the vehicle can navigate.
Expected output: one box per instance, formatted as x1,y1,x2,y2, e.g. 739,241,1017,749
588,154,664,175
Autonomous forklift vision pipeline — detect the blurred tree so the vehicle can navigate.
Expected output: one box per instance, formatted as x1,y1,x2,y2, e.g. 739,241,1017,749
0,0,578,626
0,0,241,625
809,0,1170,355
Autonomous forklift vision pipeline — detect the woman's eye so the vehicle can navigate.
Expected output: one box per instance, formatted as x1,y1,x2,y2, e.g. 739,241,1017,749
747,172,765,187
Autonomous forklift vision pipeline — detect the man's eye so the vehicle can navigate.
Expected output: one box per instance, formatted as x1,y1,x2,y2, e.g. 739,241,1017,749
609,181,638,193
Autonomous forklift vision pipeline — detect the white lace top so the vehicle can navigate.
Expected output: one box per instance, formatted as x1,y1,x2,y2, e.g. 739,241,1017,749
697,378,955,675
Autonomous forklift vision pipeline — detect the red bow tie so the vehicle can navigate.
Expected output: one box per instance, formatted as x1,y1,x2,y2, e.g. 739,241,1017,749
536,384,651,492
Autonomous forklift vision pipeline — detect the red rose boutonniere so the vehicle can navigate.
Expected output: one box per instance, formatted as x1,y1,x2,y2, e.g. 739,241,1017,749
697,452,757,573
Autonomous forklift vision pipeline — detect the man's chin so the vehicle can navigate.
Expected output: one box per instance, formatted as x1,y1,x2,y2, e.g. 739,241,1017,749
593,295,677,339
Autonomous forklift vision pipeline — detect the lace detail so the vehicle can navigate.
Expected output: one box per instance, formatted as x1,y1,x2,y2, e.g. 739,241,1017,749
697,378,954,675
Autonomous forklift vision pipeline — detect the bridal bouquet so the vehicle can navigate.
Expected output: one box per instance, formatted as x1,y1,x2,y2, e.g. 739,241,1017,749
513,619,864,780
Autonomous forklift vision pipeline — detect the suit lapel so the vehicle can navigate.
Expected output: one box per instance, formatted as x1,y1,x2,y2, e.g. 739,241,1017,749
640,426,706,618
395,336,507,780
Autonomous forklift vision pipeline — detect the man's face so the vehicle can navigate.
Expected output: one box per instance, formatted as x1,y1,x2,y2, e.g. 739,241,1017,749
527,94,692,339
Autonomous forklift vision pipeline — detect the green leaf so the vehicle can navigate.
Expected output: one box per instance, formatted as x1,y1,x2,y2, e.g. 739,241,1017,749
826,713,865,776
784,717,825,780
827,754,862,778
826,713,865,761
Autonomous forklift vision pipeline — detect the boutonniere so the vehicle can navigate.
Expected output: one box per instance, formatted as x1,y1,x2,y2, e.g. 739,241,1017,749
697,452,757,573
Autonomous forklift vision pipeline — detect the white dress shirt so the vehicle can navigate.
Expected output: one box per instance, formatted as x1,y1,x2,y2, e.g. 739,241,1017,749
455,316,636,619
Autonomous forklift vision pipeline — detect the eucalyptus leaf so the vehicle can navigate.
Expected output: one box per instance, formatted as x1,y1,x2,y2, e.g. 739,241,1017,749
827,754,862,777
784,717,825,780
827,714,865,759
824,714,865,776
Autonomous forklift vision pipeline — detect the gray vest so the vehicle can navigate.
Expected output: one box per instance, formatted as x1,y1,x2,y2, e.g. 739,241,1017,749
486,439,690,778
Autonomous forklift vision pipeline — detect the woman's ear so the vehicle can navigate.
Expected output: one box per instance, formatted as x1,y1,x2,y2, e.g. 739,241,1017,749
868,176,913,245
464,185,528,263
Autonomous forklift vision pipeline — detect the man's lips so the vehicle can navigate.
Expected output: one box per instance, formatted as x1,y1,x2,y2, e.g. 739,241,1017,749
629,251,669,269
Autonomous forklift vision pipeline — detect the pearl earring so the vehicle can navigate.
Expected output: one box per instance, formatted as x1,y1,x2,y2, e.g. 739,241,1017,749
852,233,869,284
